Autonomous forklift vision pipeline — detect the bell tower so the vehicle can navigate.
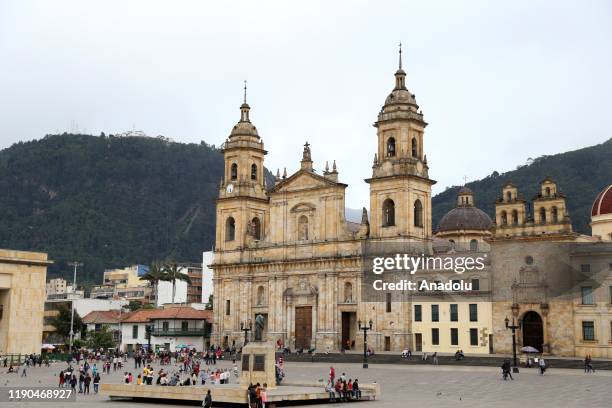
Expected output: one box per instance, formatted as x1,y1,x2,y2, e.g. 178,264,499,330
366,45,436,240
215,82,270,251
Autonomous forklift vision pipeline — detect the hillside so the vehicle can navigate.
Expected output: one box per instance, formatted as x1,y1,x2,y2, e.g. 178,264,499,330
1,134,609,285
432,138,612,234
0,133,272,286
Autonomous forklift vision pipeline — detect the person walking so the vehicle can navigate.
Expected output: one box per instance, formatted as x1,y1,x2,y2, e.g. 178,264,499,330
538,357,546,375
584,355,595,373
93,373,100,394
202,389,212,408
501,359,513,380
432,352,438,365
84,373,91,394
20,364,27,377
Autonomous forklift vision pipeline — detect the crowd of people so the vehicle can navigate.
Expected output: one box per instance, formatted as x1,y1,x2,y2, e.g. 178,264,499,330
3,353,50,376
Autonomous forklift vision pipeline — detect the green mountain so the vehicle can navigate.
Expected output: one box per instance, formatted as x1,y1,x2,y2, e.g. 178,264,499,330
1,134,609,286
432,138,612,234
0,133,272,286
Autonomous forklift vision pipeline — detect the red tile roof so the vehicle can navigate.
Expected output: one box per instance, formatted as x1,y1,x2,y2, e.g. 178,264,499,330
82,310,122,324
119,307,212,323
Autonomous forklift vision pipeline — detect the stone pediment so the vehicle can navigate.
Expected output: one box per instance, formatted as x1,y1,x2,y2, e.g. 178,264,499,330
269,170,346,194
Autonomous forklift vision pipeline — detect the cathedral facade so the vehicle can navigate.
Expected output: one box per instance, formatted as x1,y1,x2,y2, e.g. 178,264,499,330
210,53,612,357
211,54,436,352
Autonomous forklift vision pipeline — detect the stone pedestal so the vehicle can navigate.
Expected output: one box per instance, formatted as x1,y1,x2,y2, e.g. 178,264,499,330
240,341,277,389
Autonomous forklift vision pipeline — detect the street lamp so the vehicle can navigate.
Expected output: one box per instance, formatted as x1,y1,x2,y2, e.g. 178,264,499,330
240,320,252,347
67,261,83,357
358,319,373,369
505,316,520,373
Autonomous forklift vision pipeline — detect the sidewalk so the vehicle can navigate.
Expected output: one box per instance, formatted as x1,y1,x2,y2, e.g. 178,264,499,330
279,351,612,370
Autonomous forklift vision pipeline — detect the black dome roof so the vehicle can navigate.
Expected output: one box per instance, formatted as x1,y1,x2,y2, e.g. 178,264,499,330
436,207,493,232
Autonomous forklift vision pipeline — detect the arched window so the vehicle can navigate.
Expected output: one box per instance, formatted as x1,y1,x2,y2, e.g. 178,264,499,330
539,207,546,224
506,191,512,202
411,137,417,157
382,199,395,227
386,137,396,157
413,199,423,227
230,163,238,180
256,285,265,305
252,217,261,240
344,282,353,303
501,211,508,226
251,164,257,180
225,217,235,241
545,187,551,197
470,239,478,251
512,210,519,225
298,215,309,240
552,207,558,223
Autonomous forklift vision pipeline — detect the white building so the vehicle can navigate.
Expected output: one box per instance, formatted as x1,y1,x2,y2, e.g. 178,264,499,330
156,279,188,307
119,307,212,352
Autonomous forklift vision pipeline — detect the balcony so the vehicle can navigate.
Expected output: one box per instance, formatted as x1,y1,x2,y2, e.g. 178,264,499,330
151,327,208,337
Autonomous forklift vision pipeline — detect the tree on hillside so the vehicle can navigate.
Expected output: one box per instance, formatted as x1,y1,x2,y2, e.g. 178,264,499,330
205,294,213,310
163,261,192,304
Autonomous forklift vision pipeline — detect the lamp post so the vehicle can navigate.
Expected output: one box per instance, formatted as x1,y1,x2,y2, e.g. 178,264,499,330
67,261,83,357
505,316,520,373
240,320,252,347
358,319,373,369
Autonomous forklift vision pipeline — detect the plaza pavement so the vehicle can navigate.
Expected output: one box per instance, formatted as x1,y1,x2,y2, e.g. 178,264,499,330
0,358,610,408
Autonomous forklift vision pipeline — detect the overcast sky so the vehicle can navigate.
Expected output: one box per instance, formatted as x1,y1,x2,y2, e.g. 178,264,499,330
1,0,611,207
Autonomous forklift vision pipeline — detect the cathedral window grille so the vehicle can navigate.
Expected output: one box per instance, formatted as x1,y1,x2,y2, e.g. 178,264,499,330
506,191,512,202
551,206,558,223
251,164,257,180
257,286,265,305
230,163,238,180
226,217,236,241
545,187,551,197
386,137,396,157
512,210,519,225
500,211,508,226
252,217,261,240
298,215,309,240
413,199,423,227
382,199,395,227
411,137,417,158
470,239,478,251
539,207,547,224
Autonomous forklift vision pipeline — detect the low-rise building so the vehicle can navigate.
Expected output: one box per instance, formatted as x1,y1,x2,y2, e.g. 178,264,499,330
0,249,51,355
119,307,212,352
82,310,123,345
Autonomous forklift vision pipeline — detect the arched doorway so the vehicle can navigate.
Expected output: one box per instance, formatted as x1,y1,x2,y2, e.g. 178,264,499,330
522,311,543,352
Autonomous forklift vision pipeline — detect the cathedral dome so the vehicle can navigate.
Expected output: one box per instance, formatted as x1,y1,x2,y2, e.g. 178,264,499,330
384,86,417,107
229,102,259,138
436,206,493,232
592,185,612,216
458,186,473,195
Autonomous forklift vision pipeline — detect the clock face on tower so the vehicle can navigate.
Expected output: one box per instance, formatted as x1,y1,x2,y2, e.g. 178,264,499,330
226,183,234,193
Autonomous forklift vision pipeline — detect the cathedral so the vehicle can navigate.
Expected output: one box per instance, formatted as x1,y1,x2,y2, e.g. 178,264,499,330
211,50,612,356
211,50,434,352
